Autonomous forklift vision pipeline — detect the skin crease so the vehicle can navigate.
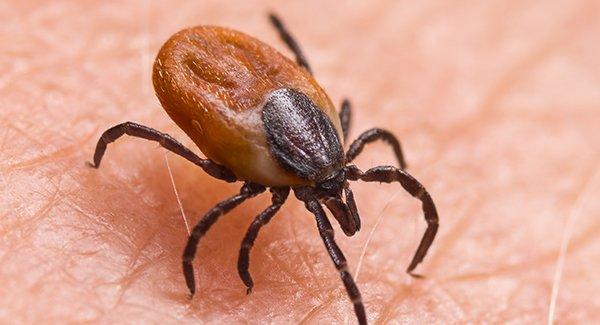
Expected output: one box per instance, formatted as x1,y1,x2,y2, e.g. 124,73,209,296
1,0,599,323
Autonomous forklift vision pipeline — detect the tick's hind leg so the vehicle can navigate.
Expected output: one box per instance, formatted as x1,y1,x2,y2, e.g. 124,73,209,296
346,165,439,274
90,121,236,182
295,188,367,325
269,13,312,74
182,182,265,297
237,187,289,293
346,128,407,169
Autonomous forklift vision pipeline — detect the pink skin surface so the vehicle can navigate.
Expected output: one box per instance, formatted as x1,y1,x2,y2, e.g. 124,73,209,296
1,1,599,323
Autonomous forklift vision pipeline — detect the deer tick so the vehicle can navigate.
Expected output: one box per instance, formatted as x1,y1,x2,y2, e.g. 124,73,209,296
89,14,439,325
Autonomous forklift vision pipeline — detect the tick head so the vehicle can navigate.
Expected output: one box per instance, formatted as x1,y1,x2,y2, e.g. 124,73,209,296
314,168,345,198
318,169,361,236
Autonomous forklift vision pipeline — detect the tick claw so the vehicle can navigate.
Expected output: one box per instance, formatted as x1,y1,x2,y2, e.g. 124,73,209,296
246,287,253,295
85,161,97,168
408,271,424,279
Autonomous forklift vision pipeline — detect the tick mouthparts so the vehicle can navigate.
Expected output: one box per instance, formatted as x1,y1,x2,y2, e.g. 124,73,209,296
324,196,357,236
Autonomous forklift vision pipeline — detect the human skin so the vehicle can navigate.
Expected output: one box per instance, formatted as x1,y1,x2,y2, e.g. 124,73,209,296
1,1,599,324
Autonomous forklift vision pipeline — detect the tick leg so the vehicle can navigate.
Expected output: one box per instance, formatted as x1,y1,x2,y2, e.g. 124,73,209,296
346,128,407,169
90,121,237,182
237,187,290,294
346,165,439,274
339,99,351,142
269,13,312,74
183,182,265,297
304,196,367,325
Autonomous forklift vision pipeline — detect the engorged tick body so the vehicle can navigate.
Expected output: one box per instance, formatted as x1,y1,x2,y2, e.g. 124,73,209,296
90,14,439,325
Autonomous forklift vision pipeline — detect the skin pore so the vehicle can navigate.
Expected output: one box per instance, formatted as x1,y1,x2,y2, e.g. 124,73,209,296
1,1,599,323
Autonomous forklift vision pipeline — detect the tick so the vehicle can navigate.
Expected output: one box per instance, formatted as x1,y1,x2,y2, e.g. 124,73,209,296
89,14,439,325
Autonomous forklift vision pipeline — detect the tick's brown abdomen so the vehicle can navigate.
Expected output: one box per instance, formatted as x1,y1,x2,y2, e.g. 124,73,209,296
152,26,342,186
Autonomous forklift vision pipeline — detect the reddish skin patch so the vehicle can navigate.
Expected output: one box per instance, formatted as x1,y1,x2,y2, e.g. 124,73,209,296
1,1,599,324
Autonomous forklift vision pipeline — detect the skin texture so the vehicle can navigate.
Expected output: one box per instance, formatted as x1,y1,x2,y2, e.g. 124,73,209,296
1,1,599,323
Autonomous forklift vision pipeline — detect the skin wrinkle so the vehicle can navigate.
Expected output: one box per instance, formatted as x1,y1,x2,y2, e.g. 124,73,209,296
440,165,600,284
63,201,135,250
4,131,96,172
123,220,164,273
443,222,597,285
111,253,171,311
0,120,44,151
0,129,9,156
499,281,525,320
442,218,600,283
86,148,172,207
103,302,184,324
263,248,313,293
299,292,339,325
358,2,573,171
0,189,59,238
375,283,415,324
71,199,136,249
1,0,599,323
263,237,318,290
289,216,318,278
398,283,470,324
477,4,581,110
417,1,594,169
267,217,345,321
405,14,599,291
139,0,151,96
424,192,483,272
16,193,63,242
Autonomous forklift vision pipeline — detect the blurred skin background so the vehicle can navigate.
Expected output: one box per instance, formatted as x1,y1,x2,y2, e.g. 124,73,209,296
1,1,599,323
